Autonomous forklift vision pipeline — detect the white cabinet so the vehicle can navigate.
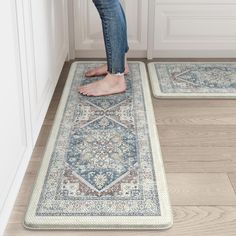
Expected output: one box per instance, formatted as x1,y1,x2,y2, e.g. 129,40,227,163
73,0,148,58
0,0,68,234
71,0,236,58
153,0,236,57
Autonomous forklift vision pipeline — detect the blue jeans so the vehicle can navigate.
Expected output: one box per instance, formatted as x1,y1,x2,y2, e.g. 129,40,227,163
92,0,129,74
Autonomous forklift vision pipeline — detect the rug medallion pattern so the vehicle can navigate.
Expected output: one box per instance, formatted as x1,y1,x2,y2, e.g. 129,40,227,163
35,63,161,216
155,63,236,93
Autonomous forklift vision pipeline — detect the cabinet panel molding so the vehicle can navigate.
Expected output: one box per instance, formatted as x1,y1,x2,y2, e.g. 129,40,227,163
154,3,236,57
25,0,68,142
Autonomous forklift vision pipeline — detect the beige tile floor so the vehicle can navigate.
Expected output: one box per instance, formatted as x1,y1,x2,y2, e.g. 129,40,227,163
4,59,236,236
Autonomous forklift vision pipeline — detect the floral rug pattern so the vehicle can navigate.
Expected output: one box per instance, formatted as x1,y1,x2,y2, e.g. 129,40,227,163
154,63,236,93
35,63,161,216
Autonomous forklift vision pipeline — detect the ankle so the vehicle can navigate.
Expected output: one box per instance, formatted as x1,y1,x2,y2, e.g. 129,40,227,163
108,73,124,80
107,73,125,82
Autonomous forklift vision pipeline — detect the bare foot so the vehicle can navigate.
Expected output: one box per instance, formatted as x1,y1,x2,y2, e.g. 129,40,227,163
85,64,129,77
78,73,127,96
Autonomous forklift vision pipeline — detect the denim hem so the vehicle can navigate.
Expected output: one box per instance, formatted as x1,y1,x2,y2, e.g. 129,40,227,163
107,72,125,77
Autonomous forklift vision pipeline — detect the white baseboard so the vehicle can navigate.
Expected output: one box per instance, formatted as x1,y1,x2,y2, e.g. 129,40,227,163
75,49,236,59
75,50,147,59
152,50,236,58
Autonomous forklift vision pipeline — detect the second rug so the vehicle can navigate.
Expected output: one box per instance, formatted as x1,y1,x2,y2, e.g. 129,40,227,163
148,62,236,98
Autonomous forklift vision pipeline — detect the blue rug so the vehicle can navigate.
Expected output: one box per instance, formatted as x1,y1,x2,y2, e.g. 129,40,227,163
148,62,236,98
23,61,173,230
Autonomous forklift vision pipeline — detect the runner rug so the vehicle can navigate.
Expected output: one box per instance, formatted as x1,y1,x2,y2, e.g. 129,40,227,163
148,62,236,98
24,61,173,230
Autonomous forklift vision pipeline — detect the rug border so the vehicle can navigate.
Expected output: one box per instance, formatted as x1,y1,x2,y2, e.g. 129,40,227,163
23,61,173,230
148,61,236,99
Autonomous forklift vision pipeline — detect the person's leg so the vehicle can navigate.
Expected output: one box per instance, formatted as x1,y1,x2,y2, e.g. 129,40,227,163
85,1,129,77
79,0,129,96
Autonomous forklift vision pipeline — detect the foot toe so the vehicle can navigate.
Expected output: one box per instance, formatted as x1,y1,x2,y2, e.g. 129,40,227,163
80,86,93,96
85,69,97,77
80,91,88,96
85,72,94,77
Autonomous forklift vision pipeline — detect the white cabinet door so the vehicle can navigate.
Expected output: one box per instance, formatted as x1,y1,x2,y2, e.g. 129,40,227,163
73,0,148,58
0,0,32,233
25,0,68,143
153,0,236,57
